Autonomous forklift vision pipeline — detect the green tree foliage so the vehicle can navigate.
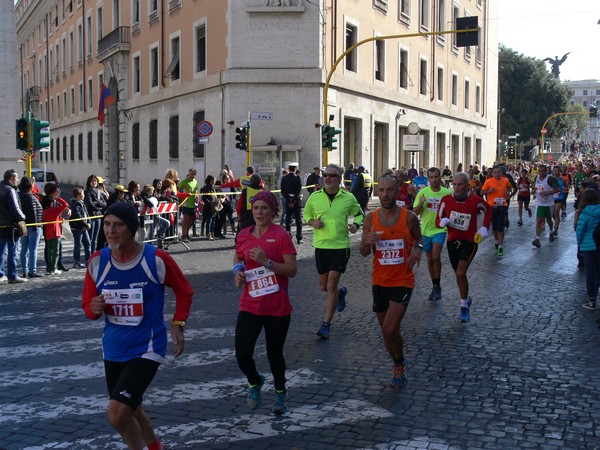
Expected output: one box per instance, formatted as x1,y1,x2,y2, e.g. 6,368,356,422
499,45,573,142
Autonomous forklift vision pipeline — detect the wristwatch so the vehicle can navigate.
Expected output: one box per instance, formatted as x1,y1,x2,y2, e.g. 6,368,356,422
416,243,424,249
265,259,274,270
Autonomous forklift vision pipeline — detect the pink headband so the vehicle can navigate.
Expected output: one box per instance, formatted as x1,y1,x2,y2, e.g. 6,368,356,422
251,190,279,212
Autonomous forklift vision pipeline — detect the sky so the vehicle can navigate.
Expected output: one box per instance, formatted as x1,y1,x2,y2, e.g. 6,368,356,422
495,1,600,81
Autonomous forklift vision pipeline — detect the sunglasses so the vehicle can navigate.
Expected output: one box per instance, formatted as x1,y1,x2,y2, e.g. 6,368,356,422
323,173,340,178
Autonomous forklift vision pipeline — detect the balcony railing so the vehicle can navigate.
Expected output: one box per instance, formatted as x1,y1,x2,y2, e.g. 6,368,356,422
98,26,130,59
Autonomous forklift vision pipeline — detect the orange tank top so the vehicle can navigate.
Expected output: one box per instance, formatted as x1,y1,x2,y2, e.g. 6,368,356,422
371,207,415,288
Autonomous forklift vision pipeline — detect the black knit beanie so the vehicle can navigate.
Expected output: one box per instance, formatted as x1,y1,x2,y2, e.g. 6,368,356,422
104,202,139,237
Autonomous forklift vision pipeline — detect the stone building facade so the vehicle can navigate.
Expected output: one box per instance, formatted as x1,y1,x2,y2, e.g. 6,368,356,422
14,0,498,188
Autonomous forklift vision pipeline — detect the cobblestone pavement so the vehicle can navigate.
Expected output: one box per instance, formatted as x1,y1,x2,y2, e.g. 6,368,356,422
1,200,600,449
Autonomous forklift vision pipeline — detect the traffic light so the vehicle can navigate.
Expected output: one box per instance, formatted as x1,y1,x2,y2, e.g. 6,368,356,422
590,107,598,118
321,125,330,149
327,126,342,151
235,124,248,151
455,16,479,48
16,118,29,151
32,119,50,150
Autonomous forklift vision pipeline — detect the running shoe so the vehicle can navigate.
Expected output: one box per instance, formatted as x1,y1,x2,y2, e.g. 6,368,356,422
532,238,541,248
389,362,408,388
583,300,597,311
247,373,266,410
549,233,555,243
528,208,533,218
497,247,504,257
316,321,331,339
517,220,523,226
460,297,472,322
272,390,287,414
337,286,347,312
428,285,442,301
561,211,567,218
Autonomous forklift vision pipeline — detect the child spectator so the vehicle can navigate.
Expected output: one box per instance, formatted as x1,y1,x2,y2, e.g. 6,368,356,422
41,185,69,274
69,187,91,268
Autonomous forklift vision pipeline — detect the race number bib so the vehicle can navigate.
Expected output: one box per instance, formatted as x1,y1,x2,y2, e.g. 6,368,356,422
396,200,406,207
519,185,529,192
494,197,505,206
427,197,441,212
103,288,144,326
375,239,405,265
449,211,471,231
245,267,280,298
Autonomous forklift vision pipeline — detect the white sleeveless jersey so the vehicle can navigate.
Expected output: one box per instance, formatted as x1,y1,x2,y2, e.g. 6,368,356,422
535,175,555,207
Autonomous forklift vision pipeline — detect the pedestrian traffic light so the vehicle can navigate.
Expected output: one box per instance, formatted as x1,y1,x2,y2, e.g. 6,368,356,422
16,118,29,151
590,107,598,118
32,119,50,150
235,124,248,151
327,126,342,151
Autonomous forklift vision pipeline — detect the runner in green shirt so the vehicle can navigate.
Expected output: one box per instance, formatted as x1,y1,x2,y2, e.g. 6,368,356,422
413,167,452,301
304,163,364,339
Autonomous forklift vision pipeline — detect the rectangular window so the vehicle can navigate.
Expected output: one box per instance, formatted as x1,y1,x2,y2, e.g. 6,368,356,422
78,83,83,111
437,67,444,101
373,0,388,13
70,135,75,161
150,47,159,88
150,0,158,13
169,115,179,159
88,78,93,108
133,0,140,23
345,23,358,72
193,110,205,158
97,130,103,160
451,73,457,105
399,0,410,21
464,79,470,109
49,49,54,79
63,92,67,116
77,23,83,62
399,48,408,89
149,119,158,159
451,4,459,49
420,0,430,30
375,39,385,81
583,89,588,95
62,136,67,161
166,36,180,80
71,87,75,114
69,31,74,67
419,59,427,95
195,24,206,73
55,43,59,77
57,95,61,119
436,0,445,39
62,37,66,73
86,16,92,56
50,139,54,162
475,85,481,113
132,122,140,160
97,7,103,41
50,98,54,121
78,133,83,160
87,131,93,160
133,55,141,93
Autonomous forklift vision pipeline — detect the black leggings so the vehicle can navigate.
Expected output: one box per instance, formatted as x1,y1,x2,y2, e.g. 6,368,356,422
235,311,290,392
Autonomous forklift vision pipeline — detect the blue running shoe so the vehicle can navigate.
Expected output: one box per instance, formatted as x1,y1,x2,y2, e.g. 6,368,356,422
337,286,347,312
272,390,287,414
389,363,408,388
316,321,331,339
460,296,473,322
247,373,265,410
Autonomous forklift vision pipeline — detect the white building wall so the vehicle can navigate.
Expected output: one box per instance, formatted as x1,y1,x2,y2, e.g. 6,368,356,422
1,1,21,167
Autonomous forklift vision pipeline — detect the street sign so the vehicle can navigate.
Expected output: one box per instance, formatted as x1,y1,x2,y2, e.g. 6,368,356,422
250,111,273,121
197,121,213,137
198,137,209,144
402,135,424,152
540,128,547,135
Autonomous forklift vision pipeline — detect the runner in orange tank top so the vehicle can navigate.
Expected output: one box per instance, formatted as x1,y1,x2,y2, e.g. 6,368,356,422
360,174,423,389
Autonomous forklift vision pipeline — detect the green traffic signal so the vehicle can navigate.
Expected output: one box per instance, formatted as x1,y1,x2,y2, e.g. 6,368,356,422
321,125,330,149
328,126,342,151
32,119,50,150
16,118,29,151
